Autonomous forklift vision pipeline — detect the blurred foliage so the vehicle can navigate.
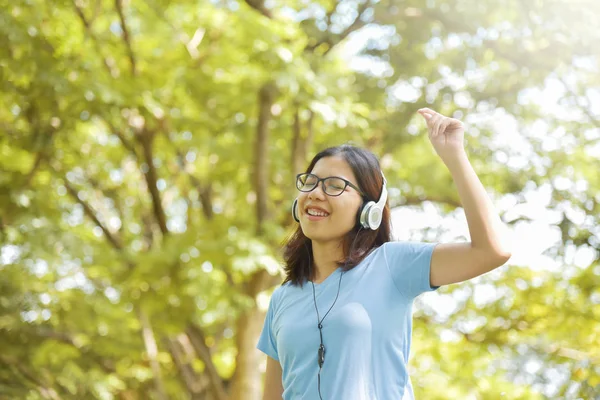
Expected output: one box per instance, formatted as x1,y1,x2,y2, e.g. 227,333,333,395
1,0,599,399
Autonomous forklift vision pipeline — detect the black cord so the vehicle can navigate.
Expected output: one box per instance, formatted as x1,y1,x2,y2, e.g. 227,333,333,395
308,227,363,400
311,269,343,400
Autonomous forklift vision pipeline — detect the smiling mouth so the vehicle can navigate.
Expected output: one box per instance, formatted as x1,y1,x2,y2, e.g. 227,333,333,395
306,208,330,218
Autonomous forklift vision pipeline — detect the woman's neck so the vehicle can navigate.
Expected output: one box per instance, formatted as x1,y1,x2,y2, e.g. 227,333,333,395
310,240,344,283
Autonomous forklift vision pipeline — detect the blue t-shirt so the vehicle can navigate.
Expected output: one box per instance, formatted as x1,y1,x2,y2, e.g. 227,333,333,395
257,241,439,400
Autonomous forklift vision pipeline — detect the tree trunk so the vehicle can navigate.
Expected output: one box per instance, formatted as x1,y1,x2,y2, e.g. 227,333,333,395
254,82,276,235
229,305,266,400
138,310,169,400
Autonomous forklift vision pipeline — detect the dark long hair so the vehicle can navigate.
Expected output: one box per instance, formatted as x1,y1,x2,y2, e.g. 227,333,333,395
282,144,392,286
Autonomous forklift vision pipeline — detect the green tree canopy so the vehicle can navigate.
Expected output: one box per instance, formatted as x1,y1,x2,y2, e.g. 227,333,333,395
1,0,599,399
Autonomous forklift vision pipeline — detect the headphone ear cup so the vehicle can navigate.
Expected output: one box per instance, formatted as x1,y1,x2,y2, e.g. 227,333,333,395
359,201,384,230
359,201,374,230
292,198,300,223
367,205,383,230
358,171,388,230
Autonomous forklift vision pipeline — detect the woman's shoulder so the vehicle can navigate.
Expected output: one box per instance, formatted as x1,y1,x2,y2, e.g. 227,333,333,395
378,240,437,267
382,240,436,253
272,278,301,299
266,278,309,315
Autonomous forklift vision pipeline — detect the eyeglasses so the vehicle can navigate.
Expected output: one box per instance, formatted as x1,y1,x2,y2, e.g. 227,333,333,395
296,173,365,197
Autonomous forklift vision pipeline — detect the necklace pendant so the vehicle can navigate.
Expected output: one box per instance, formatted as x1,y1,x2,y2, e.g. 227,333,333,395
318,344,326,367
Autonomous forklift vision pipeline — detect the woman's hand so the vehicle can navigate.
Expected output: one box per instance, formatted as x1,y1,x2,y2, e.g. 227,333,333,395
418,108,466,164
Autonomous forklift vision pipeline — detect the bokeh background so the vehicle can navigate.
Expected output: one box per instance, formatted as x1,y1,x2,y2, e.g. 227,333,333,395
1,0,599,399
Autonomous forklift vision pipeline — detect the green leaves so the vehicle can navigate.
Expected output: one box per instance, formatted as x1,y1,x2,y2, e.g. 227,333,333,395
0,141,34,173
1,0,600,398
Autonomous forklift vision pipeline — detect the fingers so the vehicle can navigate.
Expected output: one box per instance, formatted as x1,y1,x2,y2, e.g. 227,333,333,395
419,109,437,127
438,119,452,138
419,111,433,120
419,108,441,135
418,108,440,120
429,114,443,137
418,108,450,137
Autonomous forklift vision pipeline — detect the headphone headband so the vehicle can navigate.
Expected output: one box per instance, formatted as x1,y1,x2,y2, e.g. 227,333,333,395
375,172,387,210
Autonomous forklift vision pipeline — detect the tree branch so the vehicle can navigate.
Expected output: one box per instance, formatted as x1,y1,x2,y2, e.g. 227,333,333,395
160,126,214,221
114,0,137,76
0,356,61,400
138,309,169,400
306,1,373,55
185,324,228,400
21,99,58,186
164,336,204,399
64,181,124,251
291,107,303,175
244,0,272,18
104,118,138,157
87,176,126,233
24,129,57,185
137,129,169,236
291,109,315,177
143,0,216,63
32,327,116,374
25,152,47,185
71,0,118,77
305,110,314,155
254,83,277,235
199,186,214,220
328,1,371,52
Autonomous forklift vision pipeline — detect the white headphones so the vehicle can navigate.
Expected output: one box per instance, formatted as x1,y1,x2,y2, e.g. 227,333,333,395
292,171,387,230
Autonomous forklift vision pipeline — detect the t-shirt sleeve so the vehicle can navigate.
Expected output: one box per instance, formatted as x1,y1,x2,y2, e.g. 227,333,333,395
383,241,439,299
257,289,279,361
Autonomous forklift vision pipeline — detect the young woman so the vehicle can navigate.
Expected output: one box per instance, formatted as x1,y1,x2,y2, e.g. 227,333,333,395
257,108,512,399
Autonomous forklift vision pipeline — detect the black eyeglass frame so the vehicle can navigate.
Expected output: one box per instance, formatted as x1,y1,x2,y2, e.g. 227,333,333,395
296,173,366,197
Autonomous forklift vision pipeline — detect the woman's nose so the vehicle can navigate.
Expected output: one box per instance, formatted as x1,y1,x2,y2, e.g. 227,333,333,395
308,183,326,199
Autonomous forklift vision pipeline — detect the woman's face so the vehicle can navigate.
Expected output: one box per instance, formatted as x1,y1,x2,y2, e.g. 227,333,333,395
297,156,364,244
